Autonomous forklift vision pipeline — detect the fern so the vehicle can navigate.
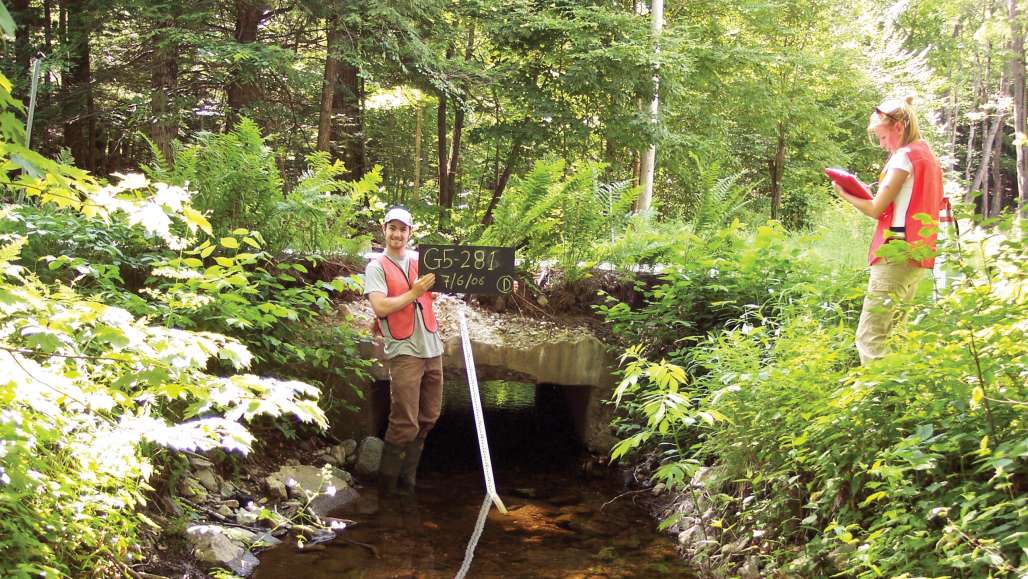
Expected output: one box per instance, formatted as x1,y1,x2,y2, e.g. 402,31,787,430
557,163,639,281
478,158,564,259
691,172,752,234
478,159,640,281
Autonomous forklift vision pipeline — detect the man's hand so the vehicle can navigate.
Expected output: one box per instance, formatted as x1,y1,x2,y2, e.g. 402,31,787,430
411,273,436,297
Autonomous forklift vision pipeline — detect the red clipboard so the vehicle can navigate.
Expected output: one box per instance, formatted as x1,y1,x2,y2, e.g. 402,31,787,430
824,168,873,201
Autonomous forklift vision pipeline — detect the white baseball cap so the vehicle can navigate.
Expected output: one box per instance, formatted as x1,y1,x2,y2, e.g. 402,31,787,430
383,207,413,227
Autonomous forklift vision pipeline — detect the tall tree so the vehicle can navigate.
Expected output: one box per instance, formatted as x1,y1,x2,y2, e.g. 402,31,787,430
1008,0,1028,216
636,0,662,214
316,14,339,153
332,61,364,178
225,0,265,129
10,0,31,101
62,0,96,171
149,2,181,163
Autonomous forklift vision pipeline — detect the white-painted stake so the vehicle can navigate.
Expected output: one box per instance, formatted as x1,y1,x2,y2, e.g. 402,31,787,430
458,304,507,514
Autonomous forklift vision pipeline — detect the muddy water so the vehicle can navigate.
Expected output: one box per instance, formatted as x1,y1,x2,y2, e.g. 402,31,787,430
254,381,689,578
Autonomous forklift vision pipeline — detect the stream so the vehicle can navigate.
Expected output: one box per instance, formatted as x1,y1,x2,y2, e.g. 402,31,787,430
254,381,690,578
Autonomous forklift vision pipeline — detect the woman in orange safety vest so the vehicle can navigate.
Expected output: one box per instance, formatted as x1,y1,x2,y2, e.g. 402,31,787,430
833,96,944,365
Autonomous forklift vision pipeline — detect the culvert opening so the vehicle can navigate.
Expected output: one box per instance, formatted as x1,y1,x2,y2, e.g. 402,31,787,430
421,380,586,474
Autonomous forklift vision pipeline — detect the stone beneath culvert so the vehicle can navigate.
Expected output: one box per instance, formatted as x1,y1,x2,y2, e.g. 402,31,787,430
354,436,384,476
186,524,260,577
264,464,358,517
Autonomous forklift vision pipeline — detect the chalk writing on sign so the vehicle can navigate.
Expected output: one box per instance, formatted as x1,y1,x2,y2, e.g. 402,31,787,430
418,245,516,295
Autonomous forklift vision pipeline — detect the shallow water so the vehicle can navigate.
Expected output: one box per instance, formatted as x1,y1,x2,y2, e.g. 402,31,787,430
254,382,690,578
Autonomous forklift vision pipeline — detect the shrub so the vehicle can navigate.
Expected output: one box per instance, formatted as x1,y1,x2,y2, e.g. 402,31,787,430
0,186,326,577
146,122,376,256
477,158,638,281
608,212,1028,576
597,219,865,363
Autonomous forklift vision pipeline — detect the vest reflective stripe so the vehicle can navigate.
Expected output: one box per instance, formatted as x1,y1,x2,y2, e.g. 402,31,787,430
868,141,944,269
939,196,953,223
377,254,438,340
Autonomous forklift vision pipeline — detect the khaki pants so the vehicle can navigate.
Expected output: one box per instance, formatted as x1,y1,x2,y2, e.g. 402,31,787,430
385,355,444,446
856,260,924,365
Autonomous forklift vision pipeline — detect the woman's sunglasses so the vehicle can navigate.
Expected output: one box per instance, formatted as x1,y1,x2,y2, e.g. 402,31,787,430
875,107,899,122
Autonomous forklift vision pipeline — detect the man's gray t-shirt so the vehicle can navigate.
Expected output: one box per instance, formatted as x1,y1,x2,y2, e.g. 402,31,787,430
364,252,444,360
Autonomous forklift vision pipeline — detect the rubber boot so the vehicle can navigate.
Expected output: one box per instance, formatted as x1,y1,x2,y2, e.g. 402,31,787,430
398,438,425,495
378,442,405,496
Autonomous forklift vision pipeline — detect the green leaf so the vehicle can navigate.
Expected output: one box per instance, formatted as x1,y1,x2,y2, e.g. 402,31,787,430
220,237,240,249
970,386,985,408
183,206,213,235
0,4,14,40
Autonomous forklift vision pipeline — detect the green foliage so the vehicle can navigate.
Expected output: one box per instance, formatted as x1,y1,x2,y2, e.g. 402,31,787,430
607,210,1028,576
267,155,379,256
598,219,865,362
477,158,565,264
0,198,328,578
0,75,358,576
147,118,283,240
145,121,376,256
554,166,637,281
477,158,638,281
138,230,371,391
594,215,691,271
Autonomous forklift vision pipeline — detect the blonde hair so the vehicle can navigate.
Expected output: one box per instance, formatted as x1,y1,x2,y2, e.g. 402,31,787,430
867,95,921,146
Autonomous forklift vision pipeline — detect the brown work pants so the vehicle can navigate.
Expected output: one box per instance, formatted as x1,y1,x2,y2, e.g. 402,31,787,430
856,260,924,365
384,355,444,446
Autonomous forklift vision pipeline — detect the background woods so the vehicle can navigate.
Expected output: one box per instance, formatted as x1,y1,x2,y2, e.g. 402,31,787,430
5,0,1028,223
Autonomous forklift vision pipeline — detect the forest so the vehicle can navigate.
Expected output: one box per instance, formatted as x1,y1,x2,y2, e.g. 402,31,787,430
0,0,1025,577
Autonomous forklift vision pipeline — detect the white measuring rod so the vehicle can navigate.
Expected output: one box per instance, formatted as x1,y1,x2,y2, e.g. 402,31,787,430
457,305,507,514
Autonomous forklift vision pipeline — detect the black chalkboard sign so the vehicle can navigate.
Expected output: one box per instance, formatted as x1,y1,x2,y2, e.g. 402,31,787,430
418,245,516,295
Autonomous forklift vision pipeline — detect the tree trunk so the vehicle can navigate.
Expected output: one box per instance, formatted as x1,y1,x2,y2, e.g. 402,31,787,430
316,16,339,153
972,110,1006,197
44,0,53,54
768,122,786,220
62,0,96,171
965,61,982,183
445,102,465,205
332,61,364,178
1009,0,1028,217
443,27,475,207
437,90,449,208
990,121,1005,217
636,0,663,215
226,0,263,129
11,0,31,101
150,11,179,164
482,139,522,225
414,103,422,189
58,0,66,46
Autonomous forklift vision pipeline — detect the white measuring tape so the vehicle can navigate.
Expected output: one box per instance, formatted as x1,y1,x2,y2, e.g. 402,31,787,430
457,305,507,515
454,495,492,579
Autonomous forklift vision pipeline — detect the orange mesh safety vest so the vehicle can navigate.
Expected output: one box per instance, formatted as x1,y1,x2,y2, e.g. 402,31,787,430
377,254,438,340
868,140,944,269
